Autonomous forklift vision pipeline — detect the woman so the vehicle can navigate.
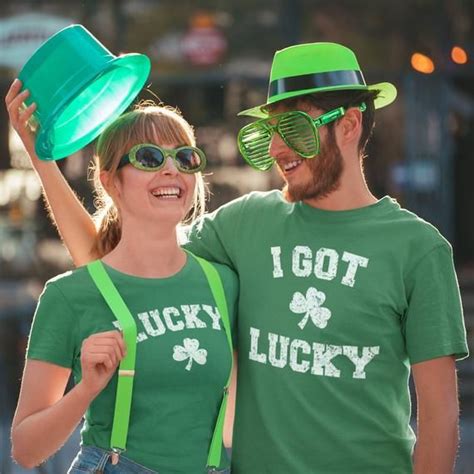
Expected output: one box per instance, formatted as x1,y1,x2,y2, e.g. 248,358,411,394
7,79,237,474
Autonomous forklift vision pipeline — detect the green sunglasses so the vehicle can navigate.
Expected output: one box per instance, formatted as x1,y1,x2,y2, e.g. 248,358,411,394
237,103,366,171
118,143,207,173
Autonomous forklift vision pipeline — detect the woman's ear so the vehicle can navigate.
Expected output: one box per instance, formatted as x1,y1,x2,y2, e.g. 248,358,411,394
100,170,120,199
99,170,111,192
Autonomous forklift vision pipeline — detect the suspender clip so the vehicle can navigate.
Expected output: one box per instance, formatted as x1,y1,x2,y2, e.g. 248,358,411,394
111,448,123,465
118,369,135,377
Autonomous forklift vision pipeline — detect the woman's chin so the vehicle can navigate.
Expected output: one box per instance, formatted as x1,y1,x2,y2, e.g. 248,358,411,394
153,206,188,226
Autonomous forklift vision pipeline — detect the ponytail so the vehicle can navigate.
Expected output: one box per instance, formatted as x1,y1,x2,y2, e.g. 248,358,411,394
91,198,122,258
89,158,122,258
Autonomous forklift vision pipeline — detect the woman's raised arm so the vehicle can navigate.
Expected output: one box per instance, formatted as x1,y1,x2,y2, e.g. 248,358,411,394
5,79,98,266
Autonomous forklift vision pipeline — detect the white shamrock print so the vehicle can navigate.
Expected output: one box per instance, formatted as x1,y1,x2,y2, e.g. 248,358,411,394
173,338,208,371
289,287,332,329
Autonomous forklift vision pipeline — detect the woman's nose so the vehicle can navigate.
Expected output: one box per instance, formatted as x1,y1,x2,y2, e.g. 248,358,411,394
161,156,179,175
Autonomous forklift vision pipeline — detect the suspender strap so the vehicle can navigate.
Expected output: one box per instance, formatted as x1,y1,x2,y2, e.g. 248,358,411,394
87,260,138,453
190,253,234,469
87,255,233,469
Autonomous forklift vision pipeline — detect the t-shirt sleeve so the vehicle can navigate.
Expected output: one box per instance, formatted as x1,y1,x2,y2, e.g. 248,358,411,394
183,198,245,270
403,243,469,364
27,282,78,368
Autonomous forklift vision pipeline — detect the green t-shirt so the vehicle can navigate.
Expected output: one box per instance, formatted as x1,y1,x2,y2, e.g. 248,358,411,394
186,191,468,474
27,255,238,474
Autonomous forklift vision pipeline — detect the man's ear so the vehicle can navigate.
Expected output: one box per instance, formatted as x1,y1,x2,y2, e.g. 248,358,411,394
338,107,363,145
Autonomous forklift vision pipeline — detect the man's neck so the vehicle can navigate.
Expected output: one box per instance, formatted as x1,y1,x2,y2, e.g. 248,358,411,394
303,187,378,211
303,157,378,211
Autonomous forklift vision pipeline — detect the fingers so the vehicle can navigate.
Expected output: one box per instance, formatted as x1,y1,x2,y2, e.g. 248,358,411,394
81,330,127,367
79,330,129,396
5,78,22,106
112,330,127,358
96,330,127,359
5,79,38,129
19,103,37,123
89,341,123,365
7,89,30,117
85,352,117,371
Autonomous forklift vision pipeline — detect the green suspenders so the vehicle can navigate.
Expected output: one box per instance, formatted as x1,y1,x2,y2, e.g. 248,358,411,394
87,260,137,463
191,253,234,469
86,253,233,470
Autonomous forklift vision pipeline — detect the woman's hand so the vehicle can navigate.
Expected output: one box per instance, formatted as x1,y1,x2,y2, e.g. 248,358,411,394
5,78,38,157
79,330,127,398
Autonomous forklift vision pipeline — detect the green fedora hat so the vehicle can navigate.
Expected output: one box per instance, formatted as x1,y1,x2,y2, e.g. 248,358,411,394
239,42,397,118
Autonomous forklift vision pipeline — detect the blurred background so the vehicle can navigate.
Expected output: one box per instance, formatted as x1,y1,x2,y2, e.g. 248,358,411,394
0,0,473,472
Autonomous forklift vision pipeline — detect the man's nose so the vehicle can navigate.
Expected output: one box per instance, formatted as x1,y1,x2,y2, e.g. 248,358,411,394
269,131,289,159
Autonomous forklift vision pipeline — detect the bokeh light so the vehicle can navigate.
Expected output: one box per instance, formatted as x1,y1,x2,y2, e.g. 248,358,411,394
451,46,468,64
411,52,435,74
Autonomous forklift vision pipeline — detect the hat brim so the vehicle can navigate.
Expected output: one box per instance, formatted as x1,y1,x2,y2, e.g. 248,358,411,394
35,53,151,160
238,81,397,118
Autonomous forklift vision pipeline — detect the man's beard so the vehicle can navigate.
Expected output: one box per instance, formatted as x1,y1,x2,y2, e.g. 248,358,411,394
282,130,344,203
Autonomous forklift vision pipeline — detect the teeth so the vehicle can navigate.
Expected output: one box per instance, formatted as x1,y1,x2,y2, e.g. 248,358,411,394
151,187,181,198
283,160,302,171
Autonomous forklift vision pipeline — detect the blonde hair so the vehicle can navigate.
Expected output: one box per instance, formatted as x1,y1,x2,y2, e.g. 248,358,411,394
91,101,207,258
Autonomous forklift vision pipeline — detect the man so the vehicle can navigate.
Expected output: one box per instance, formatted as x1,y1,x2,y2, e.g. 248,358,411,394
185,43,468,473
8,42,468,473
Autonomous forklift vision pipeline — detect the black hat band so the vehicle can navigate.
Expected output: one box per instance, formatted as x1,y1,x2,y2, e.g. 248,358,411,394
268,70,366,98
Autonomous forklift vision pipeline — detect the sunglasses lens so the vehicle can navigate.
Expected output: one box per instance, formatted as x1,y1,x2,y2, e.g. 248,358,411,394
175,148,204,172
279,113,318,157
238,123,274,171
135,146,165,169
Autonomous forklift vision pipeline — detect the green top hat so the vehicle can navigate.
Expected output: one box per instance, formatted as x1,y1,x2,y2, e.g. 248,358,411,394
19,24,151,161
239,42,397,118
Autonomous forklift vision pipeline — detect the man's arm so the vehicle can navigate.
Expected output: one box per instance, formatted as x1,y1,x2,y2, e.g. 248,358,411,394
184,196,246,268
412,356,459,474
